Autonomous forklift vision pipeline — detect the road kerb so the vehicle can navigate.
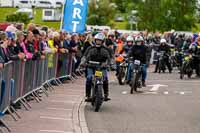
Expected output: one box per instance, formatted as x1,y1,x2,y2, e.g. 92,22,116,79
79,100,89,133
72,94,89,133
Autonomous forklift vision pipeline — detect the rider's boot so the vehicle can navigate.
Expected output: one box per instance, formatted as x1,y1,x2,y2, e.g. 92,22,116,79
126,80,131,84
85,97,92,102
142,80,146,87
103,80,111,101
85,84,92,102
104,94,111,101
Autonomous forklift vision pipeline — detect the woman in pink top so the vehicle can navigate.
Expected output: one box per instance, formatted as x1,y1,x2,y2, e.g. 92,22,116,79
16,31,33,59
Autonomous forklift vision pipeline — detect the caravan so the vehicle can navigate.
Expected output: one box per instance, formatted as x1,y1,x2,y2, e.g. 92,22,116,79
35,0,56,8
14,0,33,8
14,0,56,8
54,0,65,8
42,9,61,21
1,0,62,8
0,0,13,7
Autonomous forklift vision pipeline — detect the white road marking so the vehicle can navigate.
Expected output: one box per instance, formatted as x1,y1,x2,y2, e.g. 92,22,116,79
46,108,72,111
143,91,158,94
40,116,72,121
164,91,169,95
48,100,75,104
174,91,192,95
148,84,168,92
122,91,128,94
39,130,73,133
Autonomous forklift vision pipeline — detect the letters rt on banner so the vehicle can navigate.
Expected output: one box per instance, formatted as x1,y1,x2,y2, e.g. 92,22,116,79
62,0,88,33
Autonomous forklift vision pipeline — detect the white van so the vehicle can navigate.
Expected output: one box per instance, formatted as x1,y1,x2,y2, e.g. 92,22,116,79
35,0,55,8
14,0,33,8
0,0,13,7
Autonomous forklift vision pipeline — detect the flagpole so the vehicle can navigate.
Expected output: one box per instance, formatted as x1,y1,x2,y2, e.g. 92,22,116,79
60,0,66,30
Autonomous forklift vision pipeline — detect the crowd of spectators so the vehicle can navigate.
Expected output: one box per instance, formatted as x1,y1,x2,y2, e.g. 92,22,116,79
0,23,96,78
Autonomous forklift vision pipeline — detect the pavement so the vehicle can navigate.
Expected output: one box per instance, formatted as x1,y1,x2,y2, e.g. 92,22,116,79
85,68,200,133
1,77,89,133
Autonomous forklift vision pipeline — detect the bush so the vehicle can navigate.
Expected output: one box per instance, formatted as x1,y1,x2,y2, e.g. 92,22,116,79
6,13,31,24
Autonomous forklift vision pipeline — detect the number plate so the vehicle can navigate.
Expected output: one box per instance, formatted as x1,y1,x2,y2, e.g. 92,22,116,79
95,71,103,77
134,60,141,65
197,45,200,49
184,57,190,61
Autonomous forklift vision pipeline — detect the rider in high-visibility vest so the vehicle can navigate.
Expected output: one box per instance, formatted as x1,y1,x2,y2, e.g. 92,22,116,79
115,38,124,76
115,39,124,62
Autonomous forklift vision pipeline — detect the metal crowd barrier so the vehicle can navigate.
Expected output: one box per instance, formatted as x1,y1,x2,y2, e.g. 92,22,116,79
0,62,13,114
0,52,84,132
0,62,14,132
57,52,80,81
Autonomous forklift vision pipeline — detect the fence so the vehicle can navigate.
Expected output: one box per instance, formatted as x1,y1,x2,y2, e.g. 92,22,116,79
0,52,81,132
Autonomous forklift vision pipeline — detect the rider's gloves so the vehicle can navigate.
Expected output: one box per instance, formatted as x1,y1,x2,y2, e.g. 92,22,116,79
101,62,108,68
80,56,86,67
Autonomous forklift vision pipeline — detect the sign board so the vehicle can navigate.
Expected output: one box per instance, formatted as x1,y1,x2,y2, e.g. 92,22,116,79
62,0,88,33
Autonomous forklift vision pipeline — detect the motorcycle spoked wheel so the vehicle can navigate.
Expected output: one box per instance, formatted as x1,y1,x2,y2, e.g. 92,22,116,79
158,59,166,73
118,67,127,85
94,85,103,112
130,73,137,94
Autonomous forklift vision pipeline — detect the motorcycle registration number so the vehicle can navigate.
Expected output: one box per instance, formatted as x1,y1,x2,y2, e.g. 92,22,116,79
95,71,103,77
184,57,190,61
134,60,141,65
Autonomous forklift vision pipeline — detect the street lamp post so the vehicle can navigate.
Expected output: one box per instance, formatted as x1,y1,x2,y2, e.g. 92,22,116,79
128,10,137,31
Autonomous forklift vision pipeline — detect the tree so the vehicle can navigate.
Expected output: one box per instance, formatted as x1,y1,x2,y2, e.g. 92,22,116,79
137,0,162,31
6,13,31,24
110,0,138,13
87,0,117,25
137,0,198,31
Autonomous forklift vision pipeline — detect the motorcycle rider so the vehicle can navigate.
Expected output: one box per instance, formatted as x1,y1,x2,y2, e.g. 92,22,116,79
154,38,172,73
123,36,134,53
80,33,111,102
115,35,133,76
189,37,200,77
127,35,148,88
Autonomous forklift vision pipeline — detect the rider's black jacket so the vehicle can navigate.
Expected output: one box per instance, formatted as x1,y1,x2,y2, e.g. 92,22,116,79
128,44,147,64
85,46,110,63
158,44,171,55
